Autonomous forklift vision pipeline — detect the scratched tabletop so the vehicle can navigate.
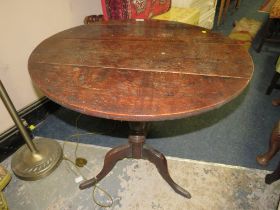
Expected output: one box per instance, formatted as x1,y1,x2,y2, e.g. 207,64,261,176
28,20,254,121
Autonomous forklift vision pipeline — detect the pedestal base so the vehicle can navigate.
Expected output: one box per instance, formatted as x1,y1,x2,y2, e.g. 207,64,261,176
11,137,63,181
79,122,191,199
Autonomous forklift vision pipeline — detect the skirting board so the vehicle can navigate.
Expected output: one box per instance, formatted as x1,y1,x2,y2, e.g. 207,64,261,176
0,97,60,161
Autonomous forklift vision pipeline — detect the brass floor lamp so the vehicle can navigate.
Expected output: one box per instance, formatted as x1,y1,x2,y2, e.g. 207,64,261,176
0,80,62,180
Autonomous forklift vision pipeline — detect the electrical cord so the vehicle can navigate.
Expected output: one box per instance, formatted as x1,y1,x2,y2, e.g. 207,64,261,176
61,114,114,208
62,142,114,208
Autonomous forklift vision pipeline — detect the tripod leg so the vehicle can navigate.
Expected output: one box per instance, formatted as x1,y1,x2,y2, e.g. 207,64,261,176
143,145,191,198
79,144,131,189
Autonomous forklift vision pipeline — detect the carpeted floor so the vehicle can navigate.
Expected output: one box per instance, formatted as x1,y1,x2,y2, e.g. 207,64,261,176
3,140,280,210
33,0,280,173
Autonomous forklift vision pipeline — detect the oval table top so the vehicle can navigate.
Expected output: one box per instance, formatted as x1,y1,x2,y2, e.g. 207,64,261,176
28,20,254,121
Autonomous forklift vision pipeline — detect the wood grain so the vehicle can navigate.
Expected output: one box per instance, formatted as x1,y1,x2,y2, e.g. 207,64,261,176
28,20,253,121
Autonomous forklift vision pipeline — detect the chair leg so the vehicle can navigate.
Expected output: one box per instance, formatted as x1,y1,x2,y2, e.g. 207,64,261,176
266,72,280,95
235,0,241,8
256,38,265,53
217,0,226,26
222,0,231,24
256,121,280,166
257,18,273,53
84,15,103,24
272,98,280,106
265,160,280,184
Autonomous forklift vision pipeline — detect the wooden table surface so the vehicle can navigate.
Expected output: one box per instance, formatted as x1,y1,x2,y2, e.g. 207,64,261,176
28,20,253,122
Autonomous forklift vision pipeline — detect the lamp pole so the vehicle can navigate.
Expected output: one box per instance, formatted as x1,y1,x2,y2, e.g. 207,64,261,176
0,80,62,181
0,80,38,153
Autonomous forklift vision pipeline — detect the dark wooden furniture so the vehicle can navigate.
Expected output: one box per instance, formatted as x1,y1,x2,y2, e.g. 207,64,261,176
266,57,280,95
84,15,103,24
257,120,280,184
258,56,280,184
257,0,280,52
266,71,280,95
28,20,253,198
217,0,241,26
258,0,277,13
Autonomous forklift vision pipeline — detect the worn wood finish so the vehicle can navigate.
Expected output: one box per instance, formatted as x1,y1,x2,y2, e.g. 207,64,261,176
29,21,253,198
257,120,280,166
29,20,253,122
79,122,192,198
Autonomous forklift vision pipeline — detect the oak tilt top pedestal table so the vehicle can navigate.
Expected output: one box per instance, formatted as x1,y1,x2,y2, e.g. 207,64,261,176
28,20,253,199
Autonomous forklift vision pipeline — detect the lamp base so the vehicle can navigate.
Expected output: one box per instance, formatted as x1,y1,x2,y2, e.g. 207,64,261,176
11,138,63,181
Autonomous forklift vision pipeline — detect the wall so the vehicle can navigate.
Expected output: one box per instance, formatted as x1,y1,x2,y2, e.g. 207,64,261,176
0,0,102,133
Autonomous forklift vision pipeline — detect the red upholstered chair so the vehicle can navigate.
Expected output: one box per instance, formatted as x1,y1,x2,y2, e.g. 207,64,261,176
84,0,170,23
101,0,170,20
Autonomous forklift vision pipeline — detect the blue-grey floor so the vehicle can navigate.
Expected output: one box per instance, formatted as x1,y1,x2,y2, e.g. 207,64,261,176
34,0,280,171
